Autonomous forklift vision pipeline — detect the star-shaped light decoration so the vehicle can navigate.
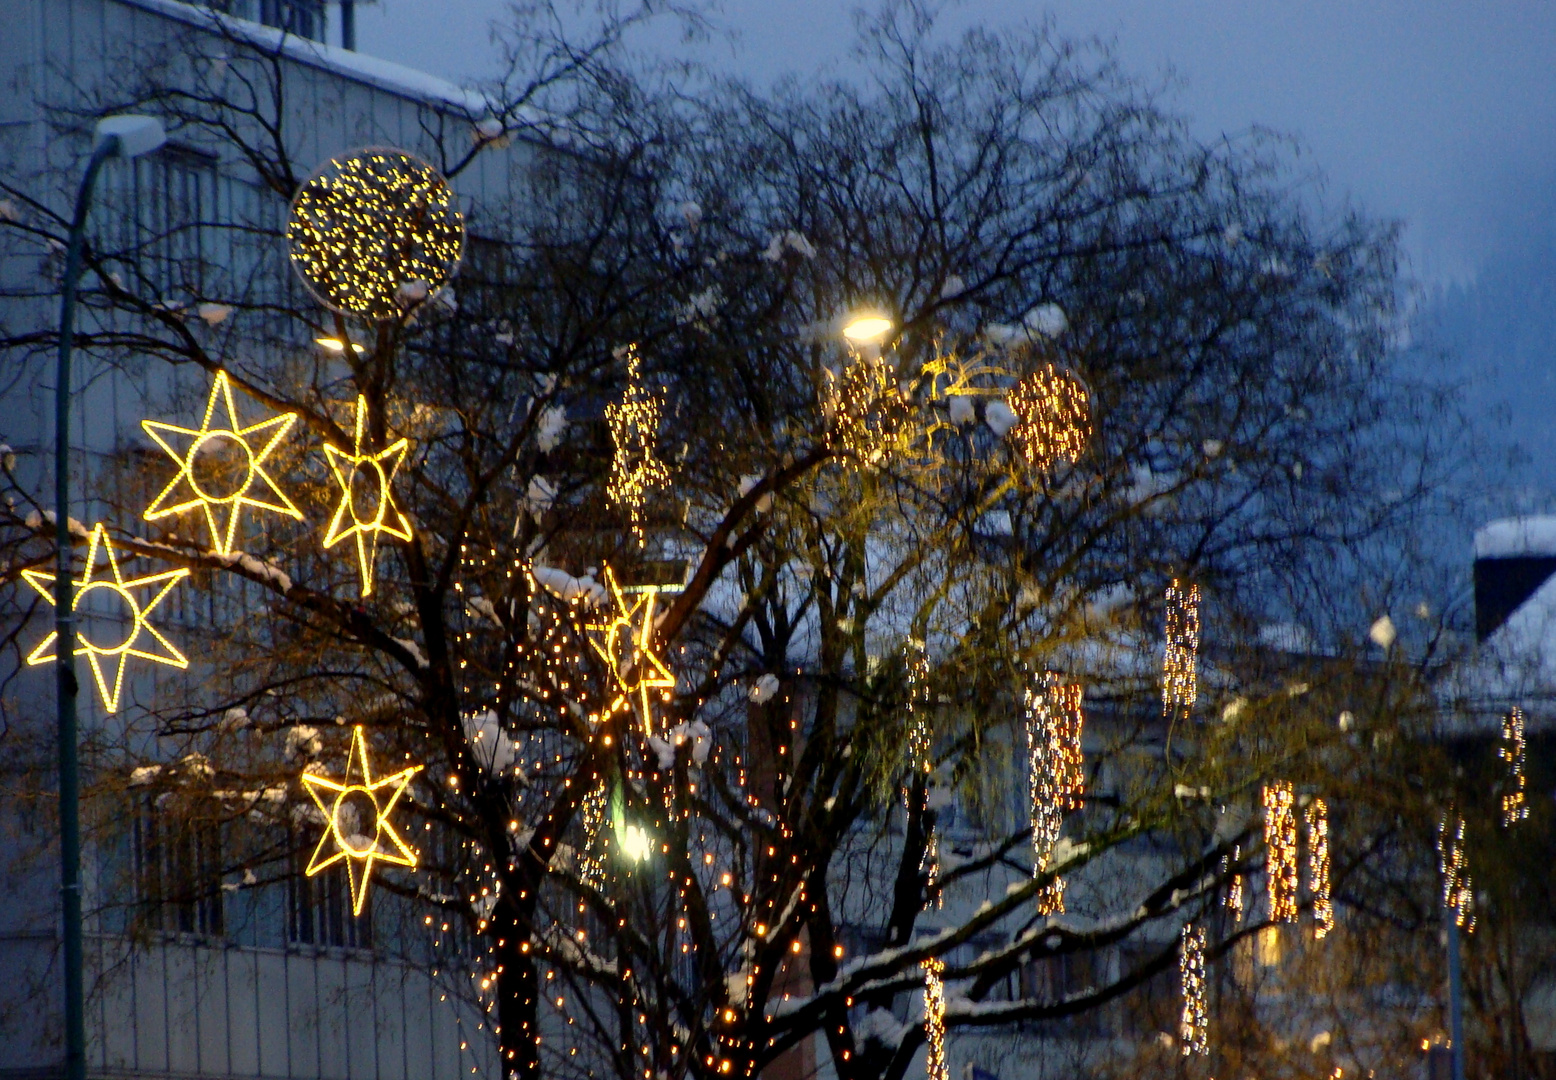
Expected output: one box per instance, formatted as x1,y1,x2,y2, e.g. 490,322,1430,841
21,523,189,713
300,725,422,916
142,371,302,555
586,565,676,736
322,396,412,597
605,344,670,545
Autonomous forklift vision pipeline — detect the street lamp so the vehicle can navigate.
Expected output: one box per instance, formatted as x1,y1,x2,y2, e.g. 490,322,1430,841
54,112,165,1080
841,310,893,346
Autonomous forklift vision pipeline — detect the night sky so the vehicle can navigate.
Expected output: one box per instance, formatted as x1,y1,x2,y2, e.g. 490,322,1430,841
352,0,1556,508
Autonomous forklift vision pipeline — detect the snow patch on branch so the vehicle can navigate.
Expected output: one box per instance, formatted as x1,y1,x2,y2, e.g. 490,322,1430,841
24,510,91,541
531,565,606,606
392,637,430,669
217,550,292,592
762,230,816,262
462,710,516,774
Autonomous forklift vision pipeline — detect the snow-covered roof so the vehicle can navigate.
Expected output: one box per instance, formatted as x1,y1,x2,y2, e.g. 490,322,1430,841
1473,515,1556,560
120,0,494,116
1441,518,1556,732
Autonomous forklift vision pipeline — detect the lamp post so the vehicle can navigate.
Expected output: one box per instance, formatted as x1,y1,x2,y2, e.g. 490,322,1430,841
54,113,165,1080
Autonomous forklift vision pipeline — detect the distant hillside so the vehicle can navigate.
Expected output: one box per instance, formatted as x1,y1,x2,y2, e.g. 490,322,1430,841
1414,210,1556,507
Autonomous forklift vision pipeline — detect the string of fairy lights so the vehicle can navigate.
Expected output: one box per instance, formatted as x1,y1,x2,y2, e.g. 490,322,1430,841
1502,706,1528,826
1006,363,1091,473
821,351,910,465
922,956,948,1080
905,643,942,907
287,147,463,320
1307,797,1334,939
1438,811,1476,932
605,345,671,545
1264,781,1299,923
1162,579,1201,718
1025,670,1084,915
1179,922,1208,1057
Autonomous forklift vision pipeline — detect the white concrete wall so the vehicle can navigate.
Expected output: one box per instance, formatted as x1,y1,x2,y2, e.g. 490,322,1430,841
0,2,528,1075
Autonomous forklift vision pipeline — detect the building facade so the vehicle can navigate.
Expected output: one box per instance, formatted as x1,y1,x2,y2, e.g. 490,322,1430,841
0,2,523,1076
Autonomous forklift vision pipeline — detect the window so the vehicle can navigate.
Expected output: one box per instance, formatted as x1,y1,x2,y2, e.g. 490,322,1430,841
133,796,225,937
201,1,326,41
288,846,373,950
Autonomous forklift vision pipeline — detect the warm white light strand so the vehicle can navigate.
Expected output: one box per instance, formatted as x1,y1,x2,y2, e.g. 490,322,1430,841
1007,363,1090,473
605,344,670,545
922,956,947,1080
1223,845,1244,922
1025,671,1083,914
1307,797,1333,939
287,148,463,320
1263,781,1298,923
1163,580,1201,716
1179,922,1208,1057
1502,707,1528,826
1438,812,1475,932
580,782,608,889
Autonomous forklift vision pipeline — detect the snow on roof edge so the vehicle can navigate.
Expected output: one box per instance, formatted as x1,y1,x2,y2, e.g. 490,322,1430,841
1473,516,1556,560
117,0,493,116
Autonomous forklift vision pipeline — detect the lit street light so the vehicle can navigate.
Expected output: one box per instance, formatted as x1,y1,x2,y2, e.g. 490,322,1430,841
54,112,165,1080
841,310,893,346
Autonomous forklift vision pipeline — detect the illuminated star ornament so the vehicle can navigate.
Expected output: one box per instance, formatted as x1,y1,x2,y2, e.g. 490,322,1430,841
605,344,671,546
586,565,676,736
322,396,412,597
22,523,189,713
142,371,302,555
300,725,423,916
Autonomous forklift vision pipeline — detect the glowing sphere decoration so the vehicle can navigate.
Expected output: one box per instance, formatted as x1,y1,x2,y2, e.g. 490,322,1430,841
287,148,464,321
1006,362,1091,472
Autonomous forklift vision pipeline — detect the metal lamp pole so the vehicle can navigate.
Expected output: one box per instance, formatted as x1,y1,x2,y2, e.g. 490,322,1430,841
53,113,164,1080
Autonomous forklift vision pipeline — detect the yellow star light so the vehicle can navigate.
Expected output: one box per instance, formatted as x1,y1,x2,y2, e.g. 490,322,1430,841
300,725,422,917
142,371,302,555
322,396,412,597
586,566,676,736
21,523,189,713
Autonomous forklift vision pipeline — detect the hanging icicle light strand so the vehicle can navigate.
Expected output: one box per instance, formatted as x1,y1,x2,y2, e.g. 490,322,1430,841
605,344,671,545
1438,812,1476,932
922,956,948,1080
1263,781,1298,923
579,781,608,889
1026,670,1083,914
1307,797,1333,939
1179,922,1208,1057
1501,707,1528,826
1163,579,1201,716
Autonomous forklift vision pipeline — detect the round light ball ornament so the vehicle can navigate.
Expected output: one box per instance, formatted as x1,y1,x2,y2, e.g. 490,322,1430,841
1007,362,1091,472
287,148,464,321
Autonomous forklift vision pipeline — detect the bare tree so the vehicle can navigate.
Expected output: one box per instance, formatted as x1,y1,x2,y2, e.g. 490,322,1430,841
0,4,1478,1079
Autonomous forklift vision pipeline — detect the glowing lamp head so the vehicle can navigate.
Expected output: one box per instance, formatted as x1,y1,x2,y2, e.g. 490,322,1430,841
315,336,365,354
617,822,652,862
842,312,893,345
